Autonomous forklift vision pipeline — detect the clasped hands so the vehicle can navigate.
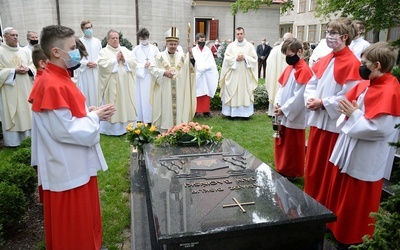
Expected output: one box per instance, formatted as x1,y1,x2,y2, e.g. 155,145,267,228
89,104,116,121
16,65,30,74
116,51,125,63
337,99,358,117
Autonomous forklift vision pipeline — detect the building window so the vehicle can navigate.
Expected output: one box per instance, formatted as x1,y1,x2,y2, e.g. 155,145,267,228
388,26,400,42
309,0,316,11
298,0,306,13
320,23,328,41
297,26,305,41
308,25,316,43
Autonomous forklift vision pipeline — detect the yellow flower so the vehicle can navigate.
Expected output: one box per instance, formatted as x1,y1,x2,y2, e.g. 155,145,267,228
149,125,156,132
134,129,141,135
137,122,143,127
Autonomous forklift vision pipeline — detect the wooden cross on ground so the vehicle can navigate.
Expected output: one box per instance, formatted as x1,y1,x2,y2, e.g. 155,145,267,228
222,197,255,213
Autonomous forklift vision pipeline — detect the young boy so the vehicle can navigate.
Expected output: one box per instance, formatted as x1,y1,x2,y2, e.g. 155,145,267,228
326,42,400,247
29,25,115,249
31,44,48,78
274,37,316,179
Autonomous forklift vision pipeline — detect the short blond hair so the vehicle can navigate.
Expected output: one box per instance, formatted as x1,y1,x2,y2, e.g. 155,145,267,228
361,42,398,73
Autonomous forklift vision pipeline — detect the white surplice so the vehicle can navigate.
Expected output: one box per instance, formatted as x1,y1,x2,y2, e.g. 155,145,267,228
78,36,102,107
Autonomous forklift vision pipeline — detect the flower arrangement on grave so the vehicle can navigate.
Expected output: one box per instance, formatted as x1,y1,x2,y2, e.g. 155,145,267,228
126,122,160,151
154,122,223,146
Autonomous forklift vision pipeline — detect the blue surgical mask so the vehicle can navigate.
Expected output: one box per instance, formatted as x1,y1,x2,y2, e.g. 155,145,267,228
84,29,93,37
60,48,81,69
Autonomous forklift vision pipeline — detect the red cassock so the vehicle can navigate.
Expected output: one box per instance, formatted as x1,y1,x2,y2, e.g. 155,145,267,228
304,46,361,206
29,63,102,250
326,73,400,244
274,60,313,178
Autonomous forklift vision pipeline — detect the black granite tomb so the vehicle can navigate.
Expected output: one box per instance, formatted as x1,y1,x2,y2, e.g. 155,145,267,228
130,139,336,250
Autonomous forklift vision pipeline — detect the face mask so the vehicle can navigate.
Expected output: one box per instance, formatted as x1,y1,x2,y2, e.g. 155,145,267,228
326,34,343,49
30,39,39,45
285,54,300,65
359,65,372,80
60,48,81,69
140,39,149,45
198,42,205,47
261,41,266,45
84,29,93,37
215,41,219,45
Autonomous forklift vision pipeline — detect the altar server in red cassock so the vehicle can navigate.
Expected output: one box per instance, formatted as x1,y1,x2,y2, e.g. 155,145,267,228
304,18,362,205
29,25,115,250
326,42,400,246
193,33,218,117
274,38,316,178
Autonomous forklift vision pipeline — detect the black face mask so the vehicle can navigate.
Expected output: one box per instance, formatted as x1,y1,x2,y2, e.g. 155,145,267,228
30,39,39,45
198,42,205,47
359,65,371,80
285,54,300,65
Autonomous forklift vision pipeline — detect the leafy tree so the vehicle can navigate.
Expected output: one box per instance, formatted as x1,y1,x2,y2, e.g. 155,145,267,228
314,0,400,43
231,0,294,15
231,0,400,43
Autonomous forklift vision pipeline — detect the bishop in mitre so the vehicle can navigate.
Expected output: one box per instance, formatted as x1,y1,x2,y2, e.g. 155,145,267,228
149,27,196,130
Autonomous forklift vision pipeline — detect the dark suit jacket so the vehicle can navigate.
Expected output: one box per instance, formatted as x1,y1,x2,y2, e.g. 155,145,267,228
256,44,272,61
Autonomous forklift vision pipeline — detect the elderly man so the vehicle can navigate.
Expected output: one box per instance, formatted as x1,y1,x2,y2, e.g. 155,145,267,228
219,27,258,119
0,27,36,146
23,30,39,56
78,19,102,107
98,29,137,135
149,27,196,130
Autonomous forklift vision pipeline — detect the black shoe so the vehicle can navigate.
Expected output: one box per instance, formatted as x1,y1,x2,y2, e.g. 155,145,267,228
203,112,212,117
195,112,201,117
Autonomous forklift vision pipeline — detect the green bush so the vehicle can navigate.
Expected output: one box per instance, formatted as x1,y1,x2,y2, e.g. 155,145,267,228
0,224,4,248
10,147,31,166
211,86,222,111
0,163,37,200
0,182,28,229
254,84,269,110
392,66,400,82
19,136,31,148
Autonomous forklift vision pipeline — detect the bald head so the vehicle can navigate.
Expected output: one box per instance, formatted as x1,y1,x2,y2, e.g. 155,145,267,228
282,33,293,41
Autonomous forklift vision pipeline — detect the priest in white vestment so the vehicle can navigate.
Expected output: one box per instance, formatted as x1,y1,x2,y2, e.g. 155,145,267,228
149,27,196,130
192,33,218,117
219,27,258,119
98,29,137,136
78,20,102,107
0,27,35,146
131,28,159,124
265,33,293,116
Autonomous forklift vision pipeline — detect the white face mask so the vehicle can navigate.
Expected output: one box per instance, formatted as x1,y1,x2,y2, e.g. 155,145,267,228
140,39,149,45
326,34,343,49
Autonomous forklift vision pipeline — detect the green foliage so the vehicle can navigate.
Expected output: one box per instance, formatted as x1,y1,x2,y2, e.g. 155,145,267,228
19,136,31,148
101,31,133,50
126,122,160,150
10,147,31,166
0,122,2,140
211,86,222,111
0,163,37,200
314,0,400,34
0,182,28,229
254,84,269,110
231,0,294,15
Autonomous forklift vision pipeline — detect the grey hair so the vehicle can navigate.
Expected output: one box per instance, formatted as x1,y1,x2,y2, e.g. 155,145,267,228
3,27,15,35
107,29,119,39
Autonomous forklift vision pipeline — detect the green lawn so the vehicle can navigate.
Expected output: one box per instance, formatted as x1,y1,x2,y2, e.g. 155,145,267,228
0,113,291,249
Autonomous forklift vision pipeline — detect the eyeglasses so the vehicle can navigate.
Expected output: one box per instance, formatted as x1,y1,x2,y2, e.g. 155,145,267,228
325,30,341,36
